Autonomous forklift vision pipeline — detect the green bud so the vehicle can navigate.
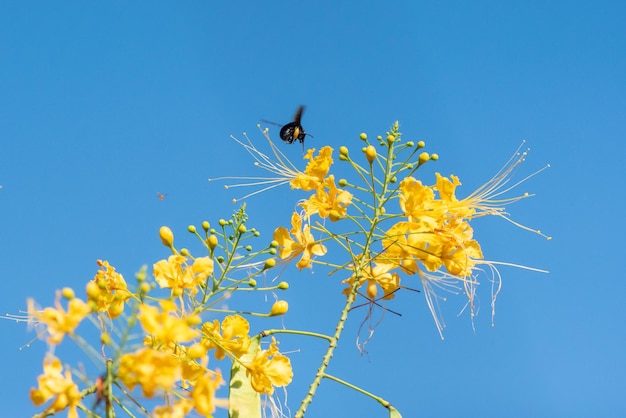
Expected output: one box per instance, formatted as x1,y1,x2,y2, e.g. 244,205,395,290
264,258,276,269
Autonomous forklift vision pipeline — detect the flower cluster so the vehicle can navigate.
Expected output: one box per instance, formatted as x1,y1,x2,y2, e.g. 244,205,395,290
27,210,293,417
23,120,547,418
233,123,547,339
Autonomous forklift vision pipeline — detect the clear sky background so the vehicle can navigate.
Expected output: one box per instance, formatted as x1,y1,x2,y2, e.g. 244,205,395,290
1,1,624,417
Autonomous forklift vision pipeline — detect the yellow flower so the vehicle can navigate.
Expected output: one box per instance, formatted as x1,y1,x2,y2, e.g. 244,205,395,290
382,219,482,277
389,144,550,338
138,301,199,345
209,130,334,202
153,399,193,418
398,176,438,225
343,261,401,300
153,254,214,295
191,371,224,416
30,355,82,418
28,292,91,345
201,314,251,360
118,347,181,397
290,146,334,190
244,338,293,395
299,174,353,221
86,260,131,319
273,212,327,270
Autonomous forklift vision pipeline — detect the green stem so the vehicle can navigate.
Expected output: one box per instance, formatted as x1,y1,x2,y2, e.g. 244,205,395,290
261,329,333,342
323,373,392,408
294,270,363,418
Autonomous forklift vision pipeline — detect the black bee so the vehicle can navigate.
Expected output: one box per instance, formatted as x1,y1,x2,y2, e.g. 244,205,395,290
263,105,310,149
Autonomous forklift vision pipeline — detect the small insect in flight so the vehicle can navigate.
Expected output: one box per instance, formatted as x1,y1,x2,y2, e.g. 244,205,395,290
157,192,167,201
262,105,310,150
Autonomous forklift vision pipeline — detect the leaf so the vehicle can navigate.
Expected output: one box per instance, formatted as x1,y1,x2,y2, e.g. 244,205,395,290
228,335,261,418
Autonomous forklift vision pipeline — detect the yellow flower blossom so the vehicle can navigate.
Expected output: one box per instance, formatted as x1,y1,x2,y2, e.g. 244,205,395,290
153,254,214,295
27,292,91,345
209,130,334,202
299,174,353,221
382,219,482,278
153,399,193,418
118,347,181,397
273,212,327,270
290,146,334,190
201,314,251,360
30,355,82,418
86,260,131,319
244,338,293,395
343,261,401,300
138,301,199,345
191,371,224,416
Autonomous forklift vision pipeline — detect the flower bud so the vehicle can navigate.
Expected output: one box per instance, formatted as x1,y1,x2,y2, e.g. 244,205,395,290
387,135,395,144
61,287,75,300
269,300,289,316
101,332,111,345
277,281,289,290
86,281,100,300
139,282,151,294
238,224,247,234
359,132,367,141
430,153,439,161
187,225,197,233
208,235,218,250
159,226,174,247
418,152,430,164
248,279,257,287
365,145,377,164
264,258,276,270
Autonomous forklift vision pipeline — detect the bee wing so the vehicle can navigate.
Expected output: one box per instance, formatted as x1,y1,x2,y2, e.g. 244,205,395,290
293,105,305,125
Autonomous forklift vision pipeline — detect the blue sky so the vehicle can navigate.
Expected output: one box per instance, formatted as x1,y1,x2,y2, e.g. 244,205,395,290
1,1,625,417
